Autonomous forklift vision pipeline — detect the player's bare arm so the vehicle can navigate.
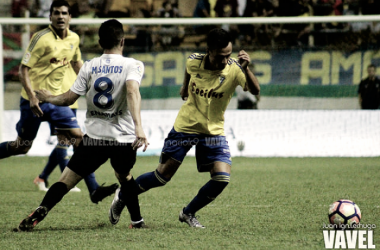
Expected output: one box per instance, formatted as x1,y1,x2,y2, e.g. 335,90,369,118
180,69,191,101
34,89,80,107
19,64,44,117
126,80,149,152
70,60,83,75
238,50,260,95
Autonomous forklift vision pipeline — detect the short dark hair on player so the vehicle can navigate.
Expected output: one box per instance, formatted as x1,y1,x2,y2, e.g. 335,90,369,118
50,0,71,15
98,19,124,50
206,28,231,51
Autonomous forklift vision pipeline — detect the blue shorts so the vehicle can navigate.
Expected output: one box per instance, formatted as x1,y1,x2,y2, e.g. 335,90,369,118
49,109,77,136
160,128,232,172
16,97,80,140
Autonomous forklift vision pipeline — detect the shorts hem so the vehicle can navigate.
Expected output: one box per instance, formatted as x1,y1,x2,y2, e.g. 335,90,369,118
160,152,183,164
199,160,232,168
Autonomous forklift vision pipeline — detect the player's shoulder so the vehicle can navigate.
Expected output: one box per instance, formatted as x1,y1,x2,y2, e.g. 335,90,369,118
28,28,53,50
187,53,205,61
187,53,205,71
122,56,144,67
68,29,80,40
228,57,243,71
32,27,52,38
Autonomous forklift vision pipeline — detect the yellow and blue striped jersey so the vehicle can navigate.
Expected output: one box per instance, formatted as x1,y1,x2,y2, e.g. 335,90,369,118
174,53,246,136
20,25,81,109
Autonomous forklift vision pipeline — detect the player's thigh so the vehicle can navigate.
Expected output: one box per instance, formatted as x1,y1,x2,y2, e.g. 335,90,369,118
15,98,42,143
50,109,77,137
57,128,82,146
159,127,194,165
195,135,232,172
67,136,109,177
210,161,231,175
49,105,82,145
156,157,182,179
109,143,136,175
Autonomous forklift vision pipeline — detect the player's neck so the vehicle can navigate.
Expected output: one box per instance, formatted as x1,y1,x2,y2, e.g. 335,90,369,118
204,55,215,70
51,26,67,40
103,48,123,55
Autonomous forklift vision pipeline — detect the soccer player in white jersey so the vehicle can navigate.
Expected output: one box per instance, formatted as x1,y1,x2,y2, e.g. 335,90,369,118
129,28,260,228
17,19,149,231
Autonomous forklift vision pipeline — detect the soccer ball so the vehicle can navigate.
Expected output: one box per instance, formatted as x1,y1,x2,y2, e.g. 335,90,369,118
328,199,361,229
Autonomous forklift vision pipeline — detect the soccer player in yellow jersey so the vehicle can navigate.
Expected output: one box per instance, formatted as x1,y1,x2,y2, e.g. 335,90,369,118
0,0,117,204
132,28,260,228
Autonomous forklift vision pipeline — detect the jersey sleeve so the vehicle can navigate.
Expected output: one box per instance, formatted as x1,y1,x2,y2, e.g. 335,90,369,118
186,53,203,74
70,61,89,95
21,33,46,68
126,60,144,85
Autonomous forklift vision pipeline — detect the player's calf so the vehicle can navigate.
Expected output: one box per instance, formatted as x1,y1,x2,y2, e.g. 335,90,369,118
135,170,171,194
183,172,230,217
0,140,32,159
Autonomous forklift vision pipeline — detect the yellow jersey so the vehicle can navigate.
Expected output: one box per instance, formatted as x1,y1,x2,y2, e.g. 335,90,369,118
20,25,82,110
174,53,246,136
62,66,79,109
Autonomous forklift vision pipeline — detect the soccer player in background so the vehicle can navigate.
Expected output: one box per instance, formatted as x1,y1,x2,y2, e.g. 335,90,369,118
18,19,149,231
112,28,260,228
358,64,380,109
34,67,83,193
0,0,117,203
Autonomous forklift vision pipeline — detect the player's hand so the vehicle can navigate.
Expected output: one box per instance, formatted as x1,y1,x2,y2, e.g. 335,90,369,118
237,50,250,69
34,89,52,103
180,86,188,101
29,95,43,117
132,126,149,152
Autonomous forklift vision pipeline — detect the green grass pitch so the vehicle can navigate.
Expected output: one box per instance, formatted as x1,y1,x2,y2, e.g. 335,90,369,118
0,156,379,249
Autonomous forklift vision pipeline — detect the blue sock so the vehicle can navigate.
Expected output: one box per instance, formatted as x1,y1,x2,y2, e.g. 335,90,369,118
84,173,99,194
183,172,230,215
39,147,60,180
0,142,12,159
135,170,170,195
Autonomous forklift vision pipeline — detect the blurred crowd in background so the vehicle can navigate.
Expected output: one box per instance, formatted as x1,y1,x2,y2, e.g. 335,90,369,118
6,0,380,51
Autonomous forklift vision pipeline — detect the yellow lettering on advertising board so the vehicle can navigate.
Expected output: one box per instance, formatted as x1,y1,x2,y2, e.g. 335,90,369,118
249,51,271,84
331,52,361,85
301,52,330,85
154,52,184,86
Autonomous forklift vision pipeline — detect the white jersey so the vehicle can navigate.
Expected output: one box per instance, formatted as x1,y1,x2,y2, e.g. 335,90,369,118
71,54,144,143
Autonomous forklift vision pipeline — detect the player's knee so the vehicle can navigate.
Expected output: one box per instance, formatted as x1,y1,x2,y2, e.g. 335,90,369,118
211,172,230,184
10,143,31,155
154,169,171,186
207,172,230,199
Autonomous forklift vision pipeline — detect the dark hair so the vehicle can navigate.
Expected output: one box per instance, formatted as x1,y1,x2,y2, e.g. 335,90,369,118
368,64,376,69
50,0,71,15
206,28,231,51
98,19,124,50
